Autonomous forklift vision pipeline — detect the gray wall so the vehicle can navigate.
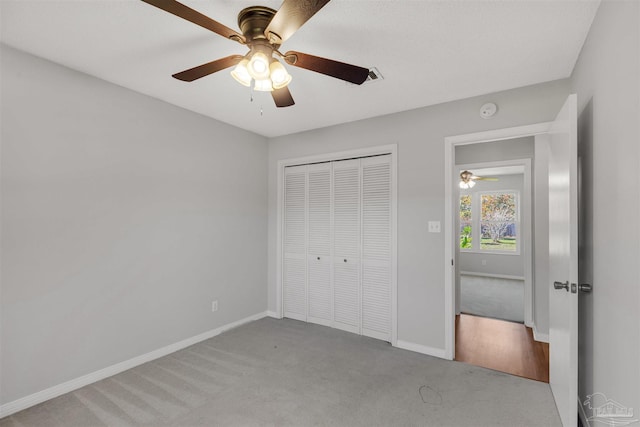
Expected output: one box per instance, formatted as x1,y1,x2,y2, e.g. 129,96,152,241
454,136,534,165
569,0,640,418
0,45,268,405
268,79,570,349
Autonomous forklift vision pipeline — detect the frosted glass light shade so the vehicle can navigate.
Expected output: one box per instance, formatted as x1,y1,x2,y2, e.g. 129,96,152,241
254,78,273,92
248,52,270,80
270,61,292,89
230,59,252,87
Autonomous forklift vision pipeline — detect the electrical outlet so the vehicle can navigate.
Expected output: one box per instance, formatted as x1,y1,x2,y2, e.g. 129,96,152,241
211,300,218,312
428,221,441,233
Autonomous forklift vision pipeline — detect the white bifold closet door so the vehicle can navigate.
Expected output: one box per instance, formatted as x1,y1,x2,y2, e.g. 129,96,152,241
360,155,392,340
283,165,307,320
332,159,361,334
282,154,392,342
306,163,332,326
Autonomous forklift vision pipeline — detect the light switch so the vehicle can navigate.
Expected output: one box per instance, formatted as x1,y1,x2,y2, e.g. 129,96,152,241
428,221,441,233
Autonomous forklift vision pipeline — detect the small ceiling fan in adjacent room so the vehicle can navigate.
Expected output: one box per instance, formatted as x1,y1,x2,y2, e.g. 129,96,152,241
139,0,371,107
459,170,498,189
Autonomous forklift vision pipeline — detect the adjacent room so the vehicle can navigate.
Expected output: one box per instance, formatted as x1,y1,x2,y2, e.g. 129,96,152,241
1,1,639,426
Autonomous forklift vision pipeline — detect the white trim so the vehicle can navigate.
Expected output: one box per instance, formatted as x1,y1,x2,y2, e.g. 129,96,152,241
446,122,553,146
444,122,552,361
276,144,398,346
390,147,398,347
460,271,525,281
266,310,281,319
0,311,270,418
395,340,447,359
532,324,550,343
578,396,591,427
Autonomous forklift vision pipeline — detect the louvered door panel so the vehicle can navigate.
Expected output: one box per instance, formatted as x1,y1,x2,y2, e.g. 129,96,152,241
332,159,361,333
361,155,392,341
283,165,307,321
306,163,332,325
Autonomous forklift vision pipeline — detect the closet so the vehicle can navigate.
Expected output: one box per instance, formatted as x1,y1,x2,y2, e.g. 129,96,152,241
282,154,393,342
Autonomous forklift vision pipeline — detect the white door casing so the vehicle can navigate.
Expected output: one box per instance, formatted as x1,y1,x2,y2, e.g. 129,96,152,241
444,122,553,360
548,94,579,427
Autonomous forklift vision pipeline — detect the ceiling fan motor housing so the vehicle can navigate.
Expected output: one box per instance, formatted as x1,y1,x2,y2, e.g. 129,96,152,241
238,6,278,43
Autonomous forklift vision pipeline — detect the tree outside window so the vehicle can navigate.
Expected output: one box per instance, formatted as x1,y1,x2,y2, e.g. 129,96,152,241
459,195,472,249
459,191,519,253
480,193,517,251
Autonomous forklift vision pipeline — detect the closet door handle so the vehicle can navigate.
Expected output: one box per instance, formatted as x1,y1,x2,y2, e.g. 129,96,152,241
317,256,320,260
344,259,347,263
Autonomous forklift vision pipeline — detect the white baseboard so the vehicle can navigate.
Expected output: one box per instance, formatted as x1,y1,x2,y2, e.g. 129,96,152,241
395,340,447,359
0,311,269,418
460,271,525,281
266,310,281,319
532,324,549,343
578,396,591,427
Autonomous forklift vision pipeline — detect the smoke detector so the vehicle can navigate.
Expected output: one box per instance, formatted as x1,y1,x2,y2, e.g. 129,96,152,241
480,102,498,119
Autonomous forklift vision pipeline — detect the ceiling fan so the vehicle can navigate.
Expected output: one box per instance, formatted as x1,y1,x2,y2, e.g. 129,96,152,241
140,0,371,108
459,170,498,189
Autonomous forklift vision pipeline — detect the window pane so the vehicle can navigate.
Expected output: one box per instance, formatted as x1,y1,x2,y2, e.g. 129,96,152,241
480,193,517,252
481,222,517,251
460,222,472,249
459,195,472,249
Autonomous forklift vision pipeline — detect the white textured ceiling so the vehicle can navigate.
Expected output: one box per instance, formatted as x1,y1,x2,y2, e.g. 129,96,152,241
1,0,600,137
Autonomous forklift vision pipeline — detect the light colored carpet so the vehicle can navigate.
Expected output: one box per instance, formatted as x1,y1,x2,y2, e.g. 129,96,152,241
0,317,560,426
460,274,525,323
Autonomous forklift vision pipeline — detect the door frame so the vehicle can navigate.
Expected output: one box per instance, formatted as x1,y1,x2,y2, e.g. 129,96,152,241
454,158,533,326
276,144,398,346
444,123,551,360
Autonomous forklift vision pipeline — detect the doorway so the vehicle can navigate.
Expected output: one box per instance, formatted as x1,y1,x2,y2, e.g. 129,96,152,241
443,125,552,382
455,160,530,324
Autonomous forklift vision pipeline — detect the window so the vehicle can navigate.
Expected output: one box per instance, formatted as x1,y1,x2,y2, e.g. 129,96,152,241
459,195,472,249
459,191,519,254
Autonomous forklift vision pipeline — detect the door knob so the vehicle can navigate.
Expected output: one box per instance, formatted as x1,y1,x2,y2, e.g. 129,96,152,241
553,280,569,291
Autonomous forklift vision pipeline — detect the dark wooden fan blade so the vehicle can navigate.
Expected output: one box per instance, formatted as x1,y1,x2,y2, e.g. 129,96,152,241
284,51,369,85
265,0,331,44
141,0,245,43
272,86,295,107
172,55,244,82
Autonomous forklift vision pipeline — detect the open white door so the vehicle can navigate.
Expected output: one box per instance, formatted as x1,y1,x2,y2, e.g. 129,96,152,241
548,94,578,427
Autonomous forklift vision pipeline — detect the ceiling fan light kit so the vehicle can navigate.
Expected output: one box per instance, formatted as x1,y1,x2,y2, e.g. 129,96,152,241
459,170,498,189
459,180,476,189
140,0,370,107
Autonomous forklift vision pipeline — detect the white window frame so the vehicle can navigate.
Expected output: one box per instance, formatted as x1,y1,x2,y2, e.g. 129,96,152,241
459,190,521,255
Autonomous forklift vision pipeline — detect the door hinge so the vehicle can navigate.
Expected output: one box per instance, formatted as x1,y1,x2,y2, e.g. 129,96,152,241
451,259,454,266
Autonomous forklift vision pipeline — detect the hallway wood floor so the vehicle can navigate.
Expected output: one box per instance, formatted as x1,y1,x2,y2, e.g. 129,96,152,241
455,314,549,382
